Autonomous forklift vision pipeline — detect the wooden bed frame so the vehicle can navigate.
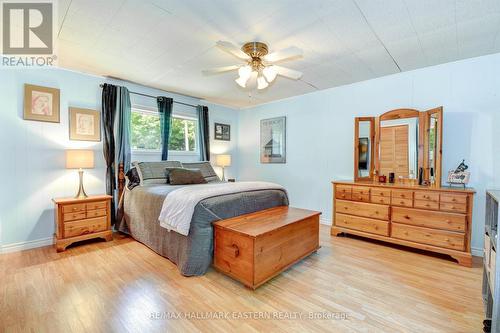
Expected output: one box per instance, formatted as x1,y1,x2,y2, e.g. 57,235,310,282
118,163,125,202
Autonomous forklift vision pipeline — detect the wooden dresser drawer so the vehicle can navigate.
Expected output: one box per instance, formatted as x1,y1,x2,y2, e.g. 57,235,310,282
414,191,439,202
64,217,107,238
391,223,465,251
440,193,467,204
335,185,352,200
414,200,439,210
392,198,413,208
336,213,389,236
440,202,467,213
86,209,107,218
335,200,389,221
62,203,86,214
371,188,391,197
392,207,466,232
352,186,370,202
63,211,86,222
86,201,107,211
392,190,413,200
371,195,390,205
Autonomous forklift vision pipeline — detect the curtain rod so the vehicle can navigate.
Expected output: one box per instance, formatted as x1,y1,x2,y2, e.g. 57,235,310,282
99,84,198,108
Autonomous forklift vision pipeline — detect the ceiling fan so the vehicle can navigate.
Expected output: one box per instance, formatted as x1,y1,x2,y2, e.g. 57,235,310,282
203,41,303,90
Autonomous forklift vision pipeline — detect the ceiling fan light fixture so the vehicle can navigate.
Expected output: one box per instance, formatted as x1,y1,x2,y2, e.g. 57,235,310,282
238,65,252,81
263,66,277,82
257,75,269,90
235,75,249,88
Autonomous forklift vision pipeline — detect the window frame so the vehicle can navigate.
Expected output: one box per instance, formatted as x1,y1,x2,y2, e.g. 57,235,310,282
130,105,199,156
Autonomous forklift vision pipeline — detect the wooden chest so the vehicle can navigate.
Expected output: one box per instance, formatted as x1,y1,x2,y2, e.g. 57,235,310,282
53,195,113,252
213,206,321,289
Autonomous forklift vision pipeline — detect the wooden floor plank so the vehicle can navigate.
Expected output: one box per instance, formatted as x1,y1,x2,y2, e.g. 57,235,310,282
0,226,483,332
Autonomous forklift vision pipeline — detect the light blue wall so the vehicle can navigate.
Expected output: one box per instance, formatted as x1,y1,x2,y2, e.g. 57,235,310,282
237,52,500,254
0,67,238,248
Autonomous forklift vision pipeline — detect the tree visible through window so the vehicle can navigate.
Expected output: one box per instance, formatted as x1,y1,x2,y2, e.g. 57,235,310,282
131,108,197,152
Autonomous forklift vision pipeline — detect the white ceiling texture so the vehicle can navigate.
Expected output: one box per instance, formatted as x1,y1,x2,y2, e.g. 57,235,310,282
56,0,500,108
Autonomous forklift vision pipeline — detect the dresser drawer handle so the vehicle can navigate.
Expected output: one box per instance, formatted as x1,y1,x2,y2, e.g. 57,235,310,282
425,204,430,207
374,226,378,230
400,201,405,205
452,198,457,202
404,215,410,219
227,244,239,258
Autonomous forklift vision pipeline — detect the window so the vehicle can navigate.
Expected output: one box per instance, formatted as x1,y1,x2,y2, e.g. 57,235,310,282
131,107,198,153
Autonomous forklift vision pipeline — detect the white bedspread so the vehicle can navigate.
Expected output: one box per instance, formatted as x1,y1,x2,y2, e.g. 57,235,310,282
158,181,286,236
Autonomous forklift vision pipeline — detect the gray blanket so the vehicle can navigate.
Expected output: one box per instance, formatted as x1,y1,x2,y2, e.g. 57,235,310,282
118,184,289,276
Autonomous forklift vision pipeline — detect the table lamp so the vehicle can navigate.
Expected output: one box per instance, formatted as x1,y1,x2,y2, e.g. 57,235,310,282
66,149,94,198
215,154,231,181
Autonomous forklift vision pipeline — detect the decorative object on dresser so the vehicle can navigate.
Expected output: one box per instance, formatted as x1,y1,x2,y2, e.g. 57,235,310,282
215,154,231,181
483,190,500,333
214,123,230,141
332,181,475,266
335,107,475,266
69,108,101,141
447,159,471,188
23,84,60,123
260,116,286,163
66,149,94,199
214,206,320,289
53,195,113,252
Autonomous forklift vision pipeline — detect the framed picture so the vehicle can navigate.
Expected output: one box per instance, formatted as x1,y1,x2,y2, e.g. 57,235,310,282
69,108,101,141
23,84,60,123
214,123,230,141
260,116,286,164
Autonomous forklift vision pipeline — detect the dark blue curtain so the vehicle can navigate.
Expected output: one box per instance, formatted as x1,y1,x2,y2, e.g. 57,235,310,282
101,83,117,222
197,105,210,161
157,97,173,160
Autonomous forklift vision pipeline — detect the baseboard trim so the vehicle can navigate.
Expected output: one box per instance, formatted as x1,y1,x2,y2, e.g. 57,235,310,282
471,247,483,257
1,237,53,254
320,217,332,226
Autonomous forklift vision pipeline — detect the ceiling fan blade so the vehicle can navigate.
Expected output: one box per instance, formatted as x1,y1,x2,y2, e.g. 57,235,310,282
216,41,250,60
264,46,303,63
202,65,239,75
275,66,303,80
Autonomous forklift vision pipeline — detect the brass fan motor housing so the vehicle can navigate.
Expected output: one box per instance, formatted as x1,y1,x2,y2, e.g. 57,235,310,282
241,42,269,58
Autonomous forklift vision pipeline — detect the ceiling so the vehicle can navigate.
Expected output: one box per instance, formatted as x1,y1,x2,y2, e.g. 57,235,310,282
56,0,500,108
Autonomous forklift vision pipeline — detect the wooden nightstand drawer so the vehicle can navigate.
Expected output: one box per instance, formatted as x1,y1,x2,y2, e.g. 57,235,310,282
64,217,107,238
86,201,107,211
86,209,106,218
62,203,86,213
63,211,86,222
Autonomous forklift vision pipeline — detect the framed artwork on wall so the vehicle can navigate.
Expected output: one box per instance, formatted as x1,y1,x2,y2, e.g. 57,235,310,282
23,84,60,123
69,108,101,141
260,116,286,164
214,123,230,141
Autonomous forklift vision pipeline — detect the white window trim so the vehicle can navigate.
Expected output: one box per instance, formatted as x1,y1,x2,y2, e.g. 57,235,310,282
131,105,199,155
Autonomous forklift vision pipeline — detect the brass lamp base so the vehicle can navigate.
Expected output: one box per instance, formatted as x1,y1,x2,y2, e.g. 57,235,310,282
75,169,88,199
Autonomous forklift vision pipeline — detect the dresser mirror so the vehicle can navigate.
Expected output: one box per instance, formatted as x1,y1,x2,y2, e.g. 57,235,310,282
354,117,375,181
354,107,443,186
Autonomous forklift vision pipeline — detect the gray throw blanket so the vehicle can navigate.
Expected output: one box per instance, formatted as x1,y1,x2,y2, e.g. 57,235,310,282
117,184,289,276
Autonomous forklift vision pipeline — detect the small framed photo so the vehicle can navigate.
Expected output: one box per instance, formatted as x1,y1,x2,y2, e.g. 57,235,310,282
214,123,230,141
69,108,101,141
24,84,60,123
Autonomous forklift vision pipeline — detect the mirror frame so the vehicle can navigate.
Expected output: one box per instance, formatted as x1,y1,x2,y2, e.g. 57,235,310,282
353,107,443,186
354,117,375,181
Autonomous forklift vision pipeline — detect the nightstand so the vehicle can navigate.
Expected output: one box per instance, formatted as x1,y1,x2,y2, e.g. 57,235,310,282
53,195,113,252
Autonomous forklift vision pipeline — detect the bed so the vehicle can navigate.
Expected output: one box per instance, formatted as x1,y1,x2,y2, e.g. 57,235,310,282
117,161,289,276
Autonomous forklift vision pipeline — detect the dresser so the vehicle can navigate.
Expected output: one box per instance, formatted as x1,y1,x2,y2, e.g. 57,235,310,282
331,181,475,266
53,195,113,252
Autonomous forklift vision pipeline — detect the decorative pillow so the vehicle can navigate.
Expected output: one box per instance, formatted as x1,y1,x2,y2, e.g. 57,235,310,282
168,168,207,185
125,167,141,190
181,161,220,183
132,161,182,185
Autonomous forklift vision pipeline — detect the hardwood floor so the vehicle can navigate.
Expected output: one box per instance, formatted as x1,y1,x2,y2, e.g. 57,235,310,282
0,225,483,333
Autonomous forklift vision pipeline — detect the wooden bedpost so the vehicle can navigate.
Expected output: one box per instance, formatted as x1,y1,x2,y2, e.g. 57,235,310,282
118,163,125,201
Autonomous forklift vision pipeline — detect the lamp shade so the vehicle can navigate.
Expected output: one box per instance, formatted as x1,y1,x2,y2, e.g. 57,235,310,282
215,154,231,168
66,149,94,169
